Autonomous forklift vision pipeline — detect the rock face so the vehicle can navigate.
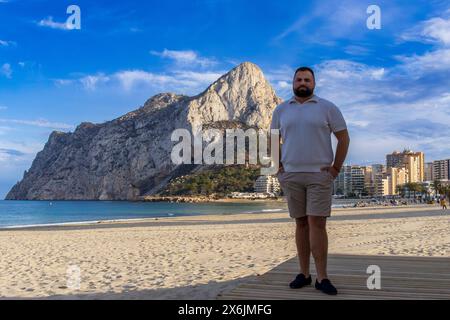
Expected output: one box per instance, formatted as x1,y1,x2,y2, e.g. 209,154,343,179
6,62,283,200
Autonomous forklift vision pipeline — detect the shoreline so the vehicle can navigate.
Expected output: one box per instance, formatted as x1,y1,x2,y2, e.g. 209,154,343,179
0,203,434,232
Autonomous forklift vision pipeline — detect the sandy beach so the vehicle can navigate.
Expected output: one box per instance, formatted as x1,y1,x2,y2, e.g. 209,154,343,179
0,204,449,299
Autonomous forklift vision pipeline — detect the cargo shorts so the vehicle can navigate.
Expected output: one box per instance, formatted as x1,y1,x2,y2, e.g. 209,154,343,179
277,169,334,218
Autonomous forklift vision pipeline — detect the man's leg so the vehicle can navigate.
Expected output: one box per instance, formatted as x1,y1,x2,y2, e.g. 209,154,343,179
295,217,310,276
308,216,328,282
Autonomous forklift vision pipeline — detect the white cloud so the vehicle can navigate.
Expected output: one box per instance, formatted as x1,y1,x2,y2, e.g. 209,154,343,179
370,68,385,80
172,70,223,83
265,65,295,99
1,63,12,78
0,140,45,178
277,81,290,89
37,16,69,30
114,70,164,91
54,79,75,86
346,120,370,128
113,69,223,91
401,16,450,46
79,73,110,91
0,118,74,130
273,0,372,42
344,45,371,56
422,17,450,45
0,40,15,47
55,68,224,93
0,126,12,135
395,48,450,76
0,140,45,161
151,49,197,61
150,49,217,67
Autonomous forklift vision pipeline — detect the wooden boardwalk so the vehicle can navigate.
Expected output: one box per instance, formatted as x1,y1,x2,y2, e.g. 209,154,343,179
217,254,450,300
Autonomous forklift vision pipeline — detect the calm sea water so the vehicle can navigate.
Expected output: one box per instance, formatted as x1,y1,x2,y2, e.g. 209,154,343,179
0,199,361,229
0,200,289,228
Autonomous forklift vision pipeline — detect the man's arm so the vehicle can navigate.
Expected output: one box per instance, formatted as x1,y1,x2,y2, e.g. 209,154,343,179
332,129,350,172
278,136,283,173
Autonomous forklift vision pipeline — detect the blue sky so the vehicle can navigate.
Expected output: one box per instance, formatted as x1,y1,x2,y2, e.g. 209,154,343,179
1,0,450,198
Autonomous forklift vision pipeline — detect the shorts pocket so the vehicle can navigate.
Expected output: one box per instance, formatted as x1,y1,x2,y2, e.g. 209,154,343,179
327,171,335,180
321,170,334,181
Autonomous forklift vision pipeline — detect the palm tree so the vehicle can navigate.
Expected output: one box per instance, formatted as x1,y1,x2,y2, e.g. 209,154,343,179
419,184,431,201
404,182,413,198
409,182,421,199
441,185,450,201
396,184,405,197
432,180,441,198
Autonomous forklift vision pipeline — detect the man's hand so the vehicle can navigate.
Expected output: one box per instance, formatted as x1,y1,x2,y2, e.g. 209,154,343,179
320,165,339,179
277,164,285,175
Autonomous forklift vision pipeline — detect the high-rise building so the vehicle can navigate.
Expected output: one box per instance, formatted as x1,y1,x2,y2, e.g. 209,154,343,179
374,173,390,196
386,167,408,195
350,166,365,196
335,165,366,196
372,164,385,176
363,165,375,196
424,162,434,181
432,159,450,181
386,149,424,182
386,151,405,168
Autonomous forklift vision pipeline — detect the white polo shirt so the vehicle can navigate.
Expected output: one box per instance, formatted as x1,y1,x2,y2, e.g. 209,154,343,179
270,94,347,172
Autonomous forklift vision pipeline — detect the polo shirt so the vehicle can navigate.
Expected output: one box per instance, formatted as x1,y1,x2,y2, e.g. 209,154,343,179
270,94,347,172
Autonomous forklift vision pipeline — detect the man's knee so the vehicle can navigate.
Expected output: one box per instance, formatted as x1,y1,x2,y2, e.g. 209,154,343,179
308,216,327,229
295,217,309,228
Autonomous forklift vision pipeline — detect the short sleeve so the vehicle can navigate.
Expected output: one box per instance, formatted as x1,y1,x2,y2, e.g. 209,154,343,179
328,104,347,133
270,107,280,130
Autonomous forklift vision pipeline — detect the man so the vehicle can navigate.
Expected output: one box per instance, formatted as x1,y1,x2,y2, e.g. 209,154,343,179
270,66,350,295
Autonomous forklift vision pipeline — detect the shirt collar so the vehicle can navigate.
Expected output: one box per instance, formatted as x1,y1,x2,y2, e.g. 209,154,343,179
288,94,319,104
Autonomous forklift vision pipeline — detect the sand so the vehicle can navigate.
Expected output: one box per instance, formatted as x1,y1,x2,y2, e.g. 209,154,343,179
0,204,449,299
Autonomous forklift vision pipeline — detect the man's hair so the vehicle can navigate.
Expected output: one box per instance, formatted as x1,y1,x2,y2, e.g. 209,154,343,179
293,66,315,80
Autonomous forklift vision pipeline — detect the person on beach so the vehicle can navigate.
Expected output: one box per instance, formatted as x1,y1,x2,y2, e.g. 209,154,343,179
270,66,350,295
440,196,447,210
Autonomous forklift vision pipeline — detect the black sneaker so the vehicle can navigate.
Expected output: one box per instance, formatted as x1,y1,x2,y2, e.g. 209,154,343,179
315,278,338,295
289,273,312,289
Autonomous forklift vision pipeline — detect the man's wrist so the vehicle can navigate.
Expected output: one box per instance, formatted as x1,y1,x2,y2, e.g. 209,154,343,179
332,164,341,172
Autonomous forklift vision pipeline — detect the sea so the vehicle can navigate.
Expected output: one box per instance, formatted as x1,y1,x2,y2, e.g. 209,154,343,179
0,199,360,229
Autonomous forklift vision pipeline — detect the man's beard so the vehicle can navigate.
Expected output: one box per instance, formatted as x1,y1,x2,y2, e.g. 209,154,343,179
294,86,314,98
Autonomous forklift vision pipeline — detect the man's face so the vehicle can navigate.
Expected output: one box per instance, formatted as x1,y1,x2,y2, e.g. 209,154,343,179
293,70,315,98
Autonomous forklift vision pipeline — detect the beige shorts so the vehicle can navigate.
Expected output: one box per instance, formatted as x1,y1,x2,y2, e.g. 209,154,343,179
277,170,334,218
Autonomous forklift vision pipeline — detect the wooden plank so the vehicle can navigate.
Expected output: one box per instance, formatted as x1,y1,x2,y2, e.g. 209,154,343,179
218,254,450,300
